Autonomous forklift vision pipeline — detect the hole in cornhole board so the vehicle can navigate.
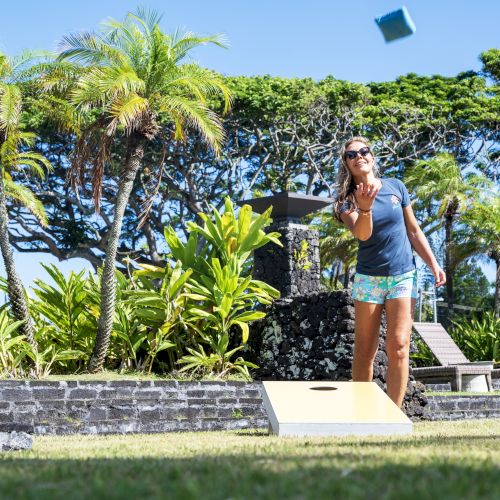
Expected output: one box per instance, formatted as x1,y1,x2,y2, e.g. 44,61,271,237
309,386,338,391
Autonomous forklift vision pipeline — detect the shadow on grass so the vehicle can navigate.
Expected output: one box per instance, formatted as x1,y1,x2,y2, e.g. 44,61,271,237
293,434,500,449
0,452,498,500
233,429,500,449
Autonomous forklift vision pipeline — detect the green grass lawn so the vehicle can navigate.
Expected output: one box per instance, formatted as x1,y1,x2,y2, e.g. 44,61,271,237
0,420,499,499
426,391,500,396
0,370,249,382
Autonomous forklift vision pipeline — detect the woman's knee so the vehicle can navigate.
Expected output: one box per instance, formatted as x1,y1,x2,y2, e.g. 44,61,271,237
386,337,410,361
354,343,378,363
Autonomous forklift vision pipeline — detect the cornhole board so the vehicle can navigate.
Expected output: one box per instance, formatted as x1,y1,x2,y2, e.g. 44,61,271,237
261,381,412,437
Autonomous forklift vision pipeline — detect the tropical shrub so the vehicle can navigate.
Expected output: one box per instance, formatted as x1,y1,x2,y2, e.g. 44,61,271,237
30,264,94,369
2,265,144,376
0,306,82,379
124,261,192,373
164,198,281,378
0,310,30,378
449,312,500,363
0,198,280,378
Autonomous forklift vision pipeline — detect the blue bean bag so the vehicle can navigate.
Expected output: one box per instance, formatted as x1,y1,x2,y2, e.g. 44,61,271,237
375,6,416,42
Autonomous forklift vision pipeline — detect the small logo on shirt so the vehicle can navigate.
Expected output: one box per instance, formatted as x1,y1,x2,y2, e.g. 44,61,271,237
391,195,401,208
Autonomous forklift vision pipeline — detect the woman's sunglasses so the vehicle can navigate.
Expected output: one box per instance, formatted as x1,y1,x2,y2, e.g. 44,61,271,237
344,147,371,160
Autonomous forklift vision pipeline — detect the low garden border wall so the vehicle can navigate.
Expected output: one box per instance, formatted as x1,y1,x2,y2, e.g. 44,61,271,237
0,380,267,435
1,380,499,435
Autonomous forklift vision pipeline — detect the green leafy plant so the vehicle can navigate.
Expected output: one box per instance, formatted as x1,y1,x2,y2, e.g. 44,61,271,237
124,261,192,373
24,343,83,378
410,335,438,367
449,312,500,363
30,264,96,364
0,308,82,379
0,310,30,378
180,255,276,379
165,198,281,378
176,339,260,379
28,264,147,373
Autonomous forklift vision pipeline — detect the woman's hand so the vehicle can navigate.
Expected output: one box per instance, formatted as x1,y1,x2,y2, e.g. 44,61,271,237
432,266,446,288
355,182,380,211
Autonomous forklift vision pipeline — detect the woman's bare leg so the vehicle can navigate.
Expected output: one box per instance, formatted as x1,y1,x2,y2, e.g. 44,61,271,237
384,297,416,407
352,300,384,381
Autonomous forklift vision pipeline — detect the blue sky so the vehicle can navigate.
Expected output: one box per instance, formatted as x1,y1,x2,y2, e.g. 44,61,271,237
0,0,498,289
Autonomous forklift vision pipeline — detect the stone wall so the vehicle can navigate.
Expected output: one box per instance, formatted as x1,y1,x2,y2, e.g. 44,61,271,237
247,289,427,419
0,380,267,435
424,395,500,420
1,380,498,435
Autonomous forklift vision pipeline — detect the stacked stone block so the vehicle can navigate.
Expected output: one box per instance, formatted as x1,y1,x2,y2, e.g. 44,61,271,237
0,380,267,435
424,395,500,420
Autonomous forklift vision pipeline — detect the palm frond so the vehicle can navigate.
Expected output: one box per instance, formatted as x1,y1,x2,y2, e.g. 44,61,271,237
159,95,225,153
11,152,53,178
58,31,128,66
30,95,83,133
8,50,54,83
163,64,232,113
3,178,48,226
71,65,144,110
70,120,112,212
0,83,22,134
107,93,149,135
36,61,81,94
130,8,163,32
0,53,11,79
170,31,228,63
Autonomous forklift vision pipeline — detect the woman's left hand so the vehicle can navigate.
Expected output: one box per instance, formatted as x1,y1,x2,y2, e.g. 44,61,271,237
432,267,446,288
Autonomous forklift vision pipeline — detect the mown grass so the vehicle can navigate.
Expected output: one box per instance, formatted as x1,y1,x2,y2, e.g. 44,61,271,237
426,391,500,396
0,370,249,382
0,419,499,499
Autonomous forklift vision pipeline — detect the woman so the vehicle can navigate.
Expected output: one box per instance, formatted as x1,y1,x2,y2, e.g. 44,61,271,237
335,136,446,408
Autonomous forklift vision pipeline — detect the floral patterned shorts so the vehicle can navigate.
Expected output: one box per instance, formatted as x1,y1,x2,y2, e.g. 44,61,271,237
352,270,417,304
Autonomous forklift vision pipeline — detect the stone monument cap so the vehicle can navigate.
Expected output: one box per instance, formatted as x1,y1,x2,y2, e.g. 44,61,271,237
237,192,334,219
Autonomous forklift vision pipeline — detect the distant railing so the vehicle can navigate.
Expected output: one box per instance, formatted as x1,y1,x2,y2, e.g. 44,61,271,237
417,290,483,323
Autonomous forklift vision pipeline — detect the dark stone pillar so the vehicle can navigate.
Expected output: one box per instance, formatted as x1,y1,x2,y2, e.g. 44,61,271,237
253,219,321,298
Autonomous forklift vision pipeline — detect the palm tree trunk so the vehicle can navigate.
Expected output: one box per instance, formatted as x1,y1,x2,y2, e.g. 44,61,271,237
444,215,454,319
494,254,500,319
0,167,37,350
343,265,351,289
88,136,145,372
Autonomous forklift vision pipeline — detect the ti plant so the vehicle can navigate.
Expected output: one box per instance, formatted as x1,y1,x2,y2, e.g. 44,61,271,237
165,197,281,379
124,261,193,374
0,310,29,378
180,254,279,379
30,264,95,363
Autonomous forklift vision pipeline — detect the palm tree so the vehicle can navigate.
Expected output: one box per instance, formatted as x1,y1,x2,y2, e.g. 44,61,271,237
55,9,232,372
0,51,52,350
460,196,500,317
405,153,487,316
